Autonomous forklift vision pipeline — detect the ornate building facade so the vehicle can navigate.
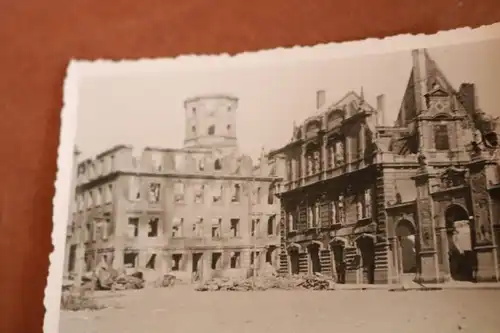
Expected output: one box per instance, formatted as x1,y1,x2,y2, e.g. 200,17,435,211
270,49,500,284
64,95,284,282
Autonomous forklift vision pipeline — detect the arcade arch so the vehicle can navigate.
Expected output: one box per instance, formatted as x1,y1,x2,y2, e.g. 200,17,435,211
395,219,417,275
445,204,474,281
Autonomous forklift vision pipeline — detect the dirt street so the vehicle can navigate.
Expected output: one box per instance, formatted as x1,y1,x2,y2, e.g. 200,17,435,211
59,286,500,333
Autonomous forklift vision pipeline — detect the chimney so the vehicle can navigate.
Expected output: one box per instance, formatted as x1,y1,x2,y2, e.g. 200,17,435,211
376,94,386,126
412,49,429,111
316,90,326,109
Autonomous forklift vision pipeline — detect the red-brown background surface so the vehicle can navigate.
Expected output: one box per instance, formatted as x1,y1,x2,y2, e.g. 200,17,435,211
1,1,499,332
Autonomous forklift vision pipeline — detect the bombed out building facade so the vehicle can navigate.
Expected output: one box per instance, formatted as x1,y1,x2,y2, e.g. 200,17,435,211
270,49,500,284
64,95,284,282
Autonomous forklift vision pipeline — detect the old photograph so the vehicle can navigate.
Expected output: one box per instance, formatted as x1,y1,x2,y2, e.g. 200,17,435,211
51,26,500,333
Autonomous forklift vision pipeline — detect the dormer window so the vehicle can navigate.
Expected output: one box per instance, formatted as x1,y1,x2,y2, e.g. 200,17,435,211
434,124,450,150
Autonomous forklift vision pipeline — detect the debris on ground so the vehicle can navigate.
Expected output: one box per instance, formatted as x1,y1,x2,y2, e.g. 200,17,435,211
195,273,335,292
60,286,105,312
63,267,178,293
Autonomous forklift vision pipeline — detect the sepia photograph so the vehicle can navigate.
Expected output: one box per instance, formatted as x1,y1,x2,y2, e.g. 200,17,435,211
50,25,500,333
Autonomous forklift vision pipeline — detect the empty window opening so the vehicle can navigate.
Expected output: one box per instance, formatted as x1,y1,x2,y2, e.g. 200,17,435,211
208,125,215,136
86,224,92,242
171,254,182,271
192,218,203,237
129,177,141,201
211,253,222,270
230,252,241,269
105,184,113,203
124,252,138,268
191,125,196,134
211,218,221,238
268,185,275,204
148,183,161,203
227,124,231,132
174,182,185,203
127,217,139,238
102,213,111,240
212,185,223,203
194,184,204,203
255,187,261,204
96,188,103,206
192,107,196,115
172,218,183,237
267,216,275,235
146,254,156,269
214,158,222,170
68,245,77,272
230,219,240,237
250,251,259,268
251,219,260,237
231,184,241,202
148,217,159,237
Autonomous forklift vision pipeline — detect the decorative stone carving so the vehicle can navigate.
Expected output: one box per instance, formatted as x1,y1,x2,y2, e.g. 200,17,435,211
419,198,434,249
470,169,493,243
418,154,427,166
439,167,467,190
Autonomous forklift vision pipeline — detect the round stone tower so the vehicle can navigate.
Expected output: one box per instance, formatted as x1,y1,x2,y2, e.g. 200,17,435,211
183,95,239,154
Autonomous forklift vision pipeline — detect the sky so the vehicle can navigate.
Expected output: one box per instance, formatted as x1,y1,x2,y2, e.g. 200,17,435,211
75,38,500,162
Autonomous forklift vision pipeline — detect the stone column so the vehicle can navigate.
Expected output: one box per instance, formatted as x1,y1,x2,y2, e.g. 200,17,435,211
390,237,399,284
322,136,328,175
300,145,306,185
413,169,440,283
359,123,365,160
437,226,451,282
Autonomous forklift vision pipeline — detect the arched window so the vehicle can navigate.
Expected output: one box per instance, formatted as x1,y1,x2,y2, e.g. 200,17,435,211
208,125,215,136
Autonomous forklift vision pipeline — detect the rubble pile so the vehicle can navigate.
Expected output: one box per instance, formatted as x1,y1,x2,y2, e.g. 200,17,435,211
195,273,335,292
153,274,177,288
63,268,179,292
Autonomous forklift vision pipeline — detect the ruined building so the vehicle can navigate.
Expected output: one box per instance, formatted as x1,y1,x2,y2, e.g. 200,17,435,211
64,95,284,282
269,49,500,284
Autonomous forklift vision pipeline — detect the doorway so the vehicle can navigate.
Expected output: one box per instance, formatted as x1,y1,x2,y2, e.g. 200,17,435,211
357,236,375,284
331,241,345,283
308,243,322,274
445,204,474,281
266,245,277,266
395,219,417,276
192,253,203,282
289,248,300,275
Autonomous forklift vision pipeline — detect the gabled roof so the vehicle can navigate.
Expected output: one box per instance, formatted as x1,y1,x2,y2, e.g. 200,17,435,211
394,49,459,127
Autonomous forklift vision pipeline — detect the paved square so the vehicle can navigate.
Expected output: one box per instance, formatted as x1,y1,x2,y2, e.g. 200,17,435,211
59,287,500,333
